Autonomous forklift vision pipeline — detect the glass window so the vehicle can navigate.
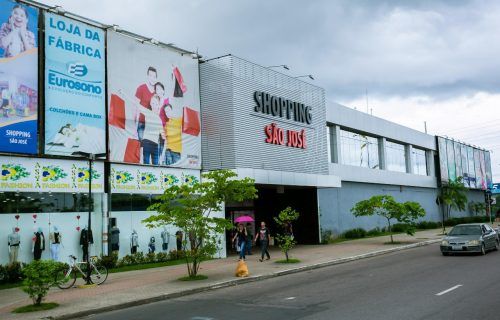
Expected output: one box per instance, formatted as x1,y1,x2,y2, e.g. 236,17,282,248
412,148,427,176
339,129,379,169
110,194,156,212
386,141,406,173
0,192,99,213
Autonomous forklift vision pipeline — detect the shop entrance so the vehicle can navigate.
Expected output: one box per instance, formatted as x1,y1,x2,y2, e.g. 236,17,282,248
225,184,320,254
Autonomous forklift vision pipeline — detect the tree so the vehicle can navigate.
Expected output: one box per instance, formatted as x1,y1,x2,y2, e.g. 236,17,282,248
437,177,468,232
143,170,257,278
273,207,300,262
469,201,486,216
22,260,62,305
351,195,426,243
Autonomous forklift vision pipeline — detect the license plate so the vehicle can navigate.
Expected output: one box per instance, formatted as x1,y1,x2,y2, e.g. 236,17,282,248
452,245,463,251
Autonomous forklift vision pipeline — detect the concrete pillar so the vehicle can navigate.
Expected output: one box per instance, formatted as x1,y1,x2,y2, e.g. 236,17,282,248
426,150,436,177
329,125,341,164
378,137,387,170
406,145,413,174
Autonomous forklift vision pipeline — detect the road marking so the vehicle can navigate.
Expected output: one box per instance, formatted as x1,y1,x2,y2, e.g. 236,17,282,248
285,297,296,300
435,284,463,296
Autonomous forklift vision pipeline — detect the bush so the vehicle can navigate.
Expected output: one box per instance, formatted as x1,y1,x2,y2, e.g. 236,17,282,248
145,252,156,263
22,260,62,305
156,252,169,262
366,228,383,237
5,262,24,283
168,250,186,260
343,228,367,239
98,252,118,269
321,230,336,244
391,223,409,233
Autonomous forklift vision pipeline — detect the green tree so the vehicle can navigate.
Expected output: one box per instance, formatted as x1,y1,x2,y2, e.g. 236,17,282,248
351,195,426,243
22,260,62,306
273,207,300,262
143,170,257,278
437,177,468,232
469,201,486,216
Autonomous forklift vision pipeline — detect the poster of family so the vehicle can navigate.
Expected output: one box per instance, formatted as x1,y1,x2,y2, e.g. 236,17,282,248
44,12,106,156
0,0,38,154
107,31,201,170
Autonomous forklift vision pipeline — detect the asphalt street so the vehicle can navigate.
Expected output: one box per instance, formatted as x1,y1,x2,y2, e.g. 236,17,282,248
83,244,500,320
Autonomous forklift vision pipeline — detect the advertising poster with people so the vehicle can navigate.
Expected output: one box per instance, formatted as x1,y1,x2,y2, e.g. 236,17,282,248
0,0,38,154
107,31,201,169
44,13,105,156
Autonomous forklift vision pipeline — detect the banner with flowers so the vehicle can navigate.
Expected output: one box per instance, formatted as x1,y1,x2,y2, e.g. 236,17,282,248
110,163,200,194
0,155,104,192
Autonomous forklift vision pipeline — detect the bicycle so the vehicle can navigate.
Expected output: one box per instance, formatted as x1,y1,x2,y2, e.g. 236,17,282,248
55,255,108,289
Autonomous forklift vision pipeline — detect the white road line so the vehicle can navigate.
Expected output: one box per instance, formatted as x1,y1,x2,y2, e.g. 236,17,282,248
285,297,296,300
435,284,463,296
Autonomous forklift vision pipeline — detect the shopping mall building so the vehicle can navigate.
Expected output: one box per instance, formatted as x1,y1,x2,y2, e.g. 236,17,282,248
0,0,492,264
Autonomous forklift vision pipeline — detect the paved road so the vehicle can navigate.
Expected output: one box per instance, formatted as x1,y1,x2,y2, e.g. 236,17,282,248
85,244,500,320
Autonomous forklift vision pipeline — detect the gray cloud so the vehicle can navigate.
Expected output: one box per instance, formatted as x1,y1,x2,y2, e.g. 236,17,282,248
36,0,500,102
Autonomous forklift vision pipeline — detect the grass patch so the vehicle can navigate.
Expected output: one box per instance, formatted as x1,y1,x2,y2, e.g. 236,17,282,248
384,241,403,245
108,259,186,274
12,302,59,313
178,274,208,281
0,282,22,290
275,258,301,264
327,231,399,244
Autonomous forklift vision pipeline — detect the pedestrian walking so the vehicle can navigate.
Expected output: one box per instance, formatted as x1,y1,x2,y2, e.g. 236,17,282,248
246,223,253,255
254,221,271,262
232,224,247,261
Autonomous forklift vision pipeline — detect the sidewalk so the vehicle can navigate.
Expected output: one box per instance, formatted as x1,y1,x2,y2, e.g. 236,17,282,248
0,229,446,320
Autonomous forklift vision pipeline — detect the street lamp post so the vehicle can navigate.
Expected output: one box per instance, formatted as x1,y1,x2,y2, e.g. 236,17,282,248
74,152,106,285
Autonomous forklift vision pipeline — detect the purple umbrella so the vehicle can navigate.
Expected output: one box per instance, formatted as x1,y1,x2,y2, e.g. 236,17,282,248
234,215,254,223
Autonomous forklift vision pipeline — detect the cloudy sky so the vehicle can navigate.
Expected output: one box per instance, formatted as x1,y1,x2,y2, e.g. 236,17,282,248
37,0,500,179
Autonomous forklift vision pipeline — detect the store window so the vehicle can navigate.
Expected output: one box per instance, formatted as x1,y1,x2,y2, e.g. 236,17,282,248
340,129,379,169
0,192,99,213
412,148,427,176
111,194,161,212
386,141,406,173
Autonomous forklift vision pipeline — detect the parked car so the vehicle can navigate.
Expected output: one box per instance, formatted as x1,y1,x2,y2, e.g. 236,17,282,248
440,223,499,256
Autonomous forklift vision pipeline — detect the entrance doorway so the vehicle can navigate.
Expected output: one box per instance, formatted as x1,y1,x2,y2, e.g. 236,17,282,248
225,184,320,255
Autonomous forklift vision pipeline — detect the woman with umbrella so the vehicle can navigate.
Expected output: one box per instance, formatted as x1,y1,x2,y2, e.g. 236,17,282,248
232,223,248,261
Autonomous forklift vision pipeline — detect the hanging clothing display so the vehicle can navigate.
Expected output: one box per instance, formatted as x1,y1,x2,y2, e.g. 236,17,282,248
79,228,94,262
49,232,62,261
33,231,45,261
131,232,139,254
110,226,120,252
8,230,21,264
148,236,156,253
161,230,170,251
175,230,183,251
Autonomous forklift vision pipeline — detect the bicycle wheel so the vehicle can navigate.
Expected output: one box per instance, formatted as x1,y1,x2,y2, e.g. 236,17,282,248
89,265,108,285
55,268,76,289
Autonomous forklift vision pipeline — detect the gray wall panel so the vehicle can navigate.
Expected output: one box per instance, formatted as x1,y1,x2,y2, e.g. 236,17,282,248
200,55,328,174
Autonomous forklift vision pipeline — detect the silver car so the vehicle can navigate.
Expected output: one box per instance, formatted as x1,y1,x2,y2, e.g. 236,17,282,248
440,223,499,256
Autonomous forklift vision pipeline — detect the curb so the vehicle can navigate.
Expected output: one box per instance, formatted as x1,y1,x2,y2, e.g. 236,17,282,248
56,239,440,320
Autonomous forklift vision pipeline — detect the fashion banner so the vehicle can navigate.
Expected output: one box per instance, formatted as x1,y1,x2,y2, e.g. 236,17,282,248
44,13,105,156
0,155,104,193
107,31,201,169
0,0,38,154
485,151,493,189
446,139,456,181
110,163,200,194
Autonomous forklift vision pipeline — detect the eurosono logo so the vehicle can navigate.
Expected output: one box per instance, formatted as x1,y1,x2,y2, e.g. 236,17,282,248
47,61,102,95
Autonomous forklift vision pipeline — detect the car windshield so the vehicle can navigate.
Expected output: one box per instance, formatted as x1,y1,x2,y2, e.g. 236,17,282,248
449,225,482,236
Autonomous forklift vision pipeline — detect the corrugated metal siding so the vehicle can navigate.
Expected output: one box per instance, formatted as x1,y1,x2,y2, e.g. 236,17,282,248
200,57,236,170
200,55,328,175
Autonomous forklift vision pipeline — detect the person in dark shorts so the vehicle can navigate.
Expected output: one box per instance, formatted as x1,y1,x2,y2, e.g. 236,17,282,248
254,221,271,262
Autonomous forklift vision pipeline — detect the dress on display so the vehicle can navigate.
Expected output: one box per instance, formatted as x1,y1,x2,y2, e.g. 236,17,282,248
33,232,45,260
80,229,94,261
8,232,21,264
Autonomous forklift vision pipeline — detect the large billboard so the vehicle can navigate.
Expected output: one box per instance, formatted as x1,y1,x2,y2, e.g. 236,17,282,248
44,13,105,156
437,136,491,190
107,31,201,169
0,0,38,154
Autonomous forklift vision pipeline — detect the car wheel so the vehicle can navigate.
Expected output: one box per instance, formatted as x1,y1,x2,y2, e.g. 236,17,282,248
481,243,486,255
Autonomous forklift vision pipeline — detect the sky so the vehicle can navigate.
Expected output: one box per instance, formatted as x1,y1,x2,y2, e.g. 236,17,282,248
35,0,500,180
